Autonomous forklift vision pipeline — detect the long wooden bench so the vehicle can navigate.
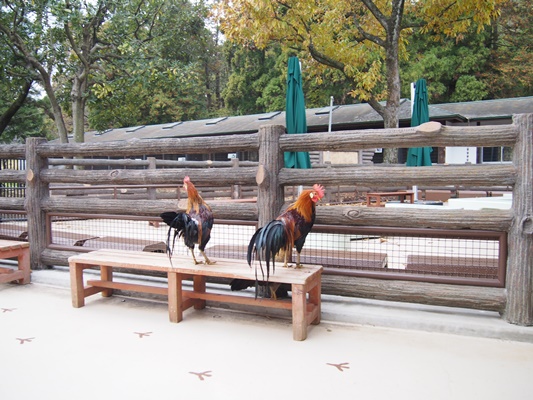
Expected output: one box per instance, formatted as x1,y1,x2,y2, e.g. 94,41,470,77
68,249,322,341
0,239,30,285
366,190,415,207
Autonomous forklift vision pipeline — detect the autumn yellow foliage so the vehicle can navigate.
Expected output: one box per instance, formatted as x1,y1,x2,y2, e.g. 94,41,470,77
214,0,502,106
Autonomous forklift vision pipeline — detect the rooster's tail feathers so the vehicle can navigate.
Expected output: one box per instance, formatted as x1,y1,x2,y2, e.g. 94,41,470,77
160,211,192,258
160,211,189,229
248,220,287,280
246,228,261,266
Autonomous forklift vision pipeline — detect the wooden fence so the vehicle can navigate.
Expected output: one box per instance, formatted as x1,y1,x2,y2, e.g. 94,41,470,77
0,114,532,326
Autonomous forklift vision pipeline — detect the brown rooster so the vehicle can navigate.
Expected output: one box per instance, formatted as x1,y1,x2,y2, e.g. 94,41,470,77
231,184,325,297
160,176,215,265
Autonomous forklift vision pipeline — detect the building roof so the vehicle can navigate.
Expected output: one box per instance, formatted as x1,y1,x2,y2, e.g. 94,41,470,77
433,96,533,121
80,96,533,143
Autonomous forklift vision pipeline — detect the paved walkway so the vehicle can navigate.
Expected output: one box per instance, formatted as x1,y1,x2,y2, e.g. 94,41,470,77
2,269,533,400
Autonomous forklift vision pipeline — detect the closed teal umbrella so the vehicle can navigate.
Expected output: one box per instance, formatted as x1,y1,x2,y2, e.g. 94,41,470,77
407,79,432,167
284,57,311,169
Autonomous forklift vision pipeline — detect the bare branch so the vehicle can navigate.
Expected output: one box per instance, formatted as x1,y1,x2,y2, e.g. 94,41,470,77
308,42,345,71
360,0,388,29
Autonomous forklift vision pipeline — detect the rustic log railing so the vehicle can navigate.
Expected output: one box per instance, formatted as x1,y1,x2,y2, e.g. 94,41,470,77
0,114,531,327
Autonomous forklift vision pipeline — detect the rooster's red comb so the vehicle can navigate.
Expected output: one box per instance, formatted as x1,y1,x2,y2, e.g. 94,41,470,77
183,176,191,184
313,184,325,199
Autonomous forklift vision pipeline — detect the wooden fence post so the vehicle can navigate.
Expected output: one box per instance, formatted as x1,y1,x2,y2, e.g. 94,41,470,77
25,137,49,270
505,113,533,325
257,125,284,227
147,157,157,200
231,158,241,199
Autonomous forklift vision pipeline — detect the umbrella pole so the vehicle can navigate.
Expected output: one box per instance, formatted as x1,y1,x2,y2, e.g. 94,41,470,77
410,82,418,202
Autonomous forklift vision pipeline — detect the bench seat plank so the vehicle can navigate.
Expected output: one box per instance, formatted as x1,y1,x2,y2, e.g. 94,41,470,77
68,249,322,341
70,249,319,285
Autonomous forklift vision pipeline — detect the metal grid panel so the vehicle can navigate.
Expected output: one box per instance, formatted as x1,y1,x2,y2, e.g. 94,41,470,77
305,230,500,277
0,211,28,241
46,214,505,287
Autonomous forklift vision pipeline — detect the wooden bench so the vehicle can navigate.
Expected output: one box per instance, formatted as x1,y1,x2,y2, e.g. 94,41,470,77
0,239,30,285
366,191,415,207
68,249,322,341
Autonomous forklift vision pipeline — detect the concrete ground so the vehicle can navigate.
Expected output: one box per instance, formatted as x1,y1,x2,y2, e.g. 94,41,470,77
2,268,533,400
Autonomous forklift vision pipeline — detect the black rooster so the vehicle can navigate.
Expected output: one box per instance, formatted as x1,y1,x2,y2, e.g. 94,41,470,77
160,176,215,265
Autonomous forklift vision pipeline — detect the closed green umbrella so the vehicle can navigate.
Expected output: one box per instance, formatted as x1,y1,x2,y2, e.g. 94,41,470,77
407,79,432,167
284,57,311,169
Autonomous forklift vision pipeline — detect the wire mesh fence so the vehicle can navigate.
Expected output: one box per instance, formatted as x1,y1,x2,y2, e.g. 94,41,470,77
0,211,505,287
6,214,498,287
305,229,501,279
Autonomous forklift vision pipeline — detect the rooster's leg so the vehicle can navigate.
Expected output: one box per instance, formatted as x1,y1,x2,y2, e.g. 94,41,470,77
295,252,303,268
200,250,216,265
283,251,290,268
269,283,281,300
190,250,203,265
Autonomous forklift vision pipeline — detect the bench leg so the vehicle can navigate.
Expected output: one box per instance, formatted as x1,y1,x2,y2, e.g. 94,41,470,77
70,262,86,308
100,265,113,297
193,275,206,310
17,249,30,284
309,278,321,325
291,284,307,341
168,272,183,323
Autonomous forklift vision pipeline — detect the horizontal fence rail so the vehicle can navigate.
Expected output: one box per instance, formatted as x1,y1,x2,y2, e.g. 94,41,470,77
39,167,258,186
279,164,516,187
35,134,260,158
278,123,519,151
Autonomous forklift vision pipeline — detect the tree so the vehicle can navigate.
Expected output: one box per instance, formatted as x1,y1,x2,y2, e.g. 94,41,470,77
0,41,33,136
1,0,218,142
59,0,116,143
215,0,502,162
221,42,357,116
0,0,118,143
88,0,217,130
1,0,77,143
401,0,533,103
401,30,492,104
0,87,51,144
0,12,50,142
483,0,533,98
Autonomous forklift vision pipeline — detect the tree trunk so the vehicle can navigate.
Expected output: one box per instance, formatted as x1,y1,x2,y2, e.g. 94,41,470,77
369,0,405,164
71,73,87,144
0,80,32,134
41,75,70,144
382,108,400,164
